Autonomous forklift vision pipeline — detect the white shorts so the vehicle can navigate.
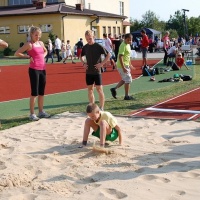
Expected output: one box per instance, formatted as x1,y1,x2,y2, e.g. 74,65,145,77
66,50,72,57
117,66,132,84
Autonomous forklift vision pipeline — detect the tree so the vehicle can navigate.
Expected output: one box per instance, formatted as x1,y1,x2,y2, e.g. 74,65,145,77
140,10,160,29
166,10,186,37
188,17,200,37
130,18,143,32
166,29,178,40
130,10,166,33
129,9,200,41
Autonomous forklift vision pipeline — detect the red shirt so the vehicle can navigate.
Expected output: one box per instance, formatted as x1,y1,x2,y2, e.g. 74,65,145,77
176,57,184,68
141,34,149,48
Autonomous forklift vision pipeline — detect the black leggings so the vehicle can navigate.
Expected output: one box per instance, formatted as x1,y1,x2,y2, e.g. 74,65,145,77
163,48,168,64
29,68,46,96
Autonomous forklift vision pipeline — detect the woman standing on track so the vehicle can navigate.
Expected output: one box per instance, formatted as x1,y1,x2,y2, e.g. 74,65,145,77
162,31,170,65
14,26,50,121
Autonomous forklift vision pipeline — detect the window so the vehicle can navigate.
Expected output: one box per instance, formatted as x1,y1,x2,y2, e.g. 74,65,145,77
88,3,91,9
102,26,106,34
39,24,53,32
8,0,32,5
108,27,111,35
17,25,30,33
0,26,10,34
113,27,116,35
117,27,121,35
119,1,124,15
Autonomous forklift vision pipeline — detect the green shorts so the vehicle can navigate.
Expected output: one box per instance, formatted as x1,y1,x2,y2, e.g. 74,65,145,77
92,127,118,142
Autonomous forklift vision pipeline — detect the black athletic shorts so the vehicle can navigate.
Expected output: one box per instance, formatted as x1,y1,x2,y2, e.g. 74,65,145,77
86,74,102,86
29,68,46,96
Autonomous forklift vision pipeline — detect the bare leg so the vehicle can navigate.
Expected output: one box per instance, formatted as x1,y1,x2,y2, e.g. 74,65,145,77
71,55,76,63
30,96,37,114
111,59,116,69
99,120,112,146
83,118,99,144
63,56,68,63
96,85,105,110
115,80,125,90
110,80,125,99
124,83,130,96
38,95,44,113
87,85,95,103
143,57,147,66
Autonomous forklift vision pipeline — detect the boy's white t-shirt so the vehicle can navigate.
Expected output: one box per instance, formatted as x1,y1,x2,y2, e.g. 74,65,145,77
103,38,112,52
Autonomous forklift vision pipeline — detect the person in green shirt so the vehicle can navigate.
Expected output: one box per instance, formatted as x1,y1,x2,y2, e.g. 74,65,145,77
110,33,135,100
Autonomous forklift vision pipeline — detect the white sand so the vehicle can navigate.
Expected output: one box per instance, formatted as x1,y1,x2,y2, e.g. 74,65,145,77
0,112,200,200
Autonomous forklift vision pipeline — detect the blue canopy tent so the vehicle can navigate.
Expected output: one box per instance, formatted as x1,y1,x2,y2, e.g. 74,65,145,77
131,28,162,41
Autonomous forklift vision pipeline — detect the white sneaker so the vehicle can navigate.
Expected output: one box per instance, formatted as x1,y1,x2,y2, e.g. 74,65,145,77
38,111,51,118
29,114,39,121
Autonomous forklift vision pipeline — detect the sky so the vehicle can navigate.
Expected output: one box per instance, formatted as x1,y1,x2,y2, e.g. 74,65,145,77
130,0,200,21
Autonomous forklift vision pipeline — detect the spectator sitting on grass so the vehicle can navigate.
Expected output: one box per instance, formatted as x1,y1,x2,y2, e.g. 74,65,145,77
172,52,189,70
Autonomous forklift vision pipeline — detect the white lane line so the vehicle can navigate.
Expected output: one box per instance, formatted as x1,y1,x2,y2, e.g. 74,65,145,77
148,87,200,109
145,107,200,114
187,114,199,120
131,87,200,116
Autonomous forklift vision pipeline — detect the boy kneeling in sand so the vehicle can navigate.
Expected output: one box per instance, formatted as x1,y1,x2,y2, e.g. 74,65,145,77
81,103,122,147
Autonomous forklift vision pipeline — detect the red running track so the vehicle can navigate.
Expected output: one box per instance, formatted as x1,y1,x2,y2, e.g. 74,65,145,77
0,60,160,102
130,87,200,120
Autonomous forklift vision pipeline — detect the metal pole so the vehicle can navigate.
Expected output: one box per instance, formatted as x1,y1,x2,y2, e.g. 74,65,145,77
182,9,189,39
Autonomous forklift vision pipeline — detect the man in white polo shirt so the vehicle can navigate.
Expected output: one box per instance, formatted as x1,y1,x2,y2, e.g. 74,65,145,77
167,42,179,58
54,35,62,62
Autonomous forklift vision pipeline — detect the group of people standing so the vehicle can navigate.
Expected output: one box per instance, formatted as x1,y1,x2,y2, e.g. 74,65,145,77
133,29,190,71
45,36,84,64
11,26,135,122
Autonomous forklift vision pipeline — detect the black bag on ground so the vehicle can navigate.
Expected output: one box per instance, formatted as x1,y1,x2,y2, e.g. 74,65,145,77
155,67,160,75
155,67,165,74
180,75,192,81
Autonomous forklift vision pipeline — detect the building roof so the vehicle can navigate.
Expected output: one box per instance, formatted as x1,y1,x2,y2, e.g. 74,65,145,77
0,3,127,19
123,21,132,26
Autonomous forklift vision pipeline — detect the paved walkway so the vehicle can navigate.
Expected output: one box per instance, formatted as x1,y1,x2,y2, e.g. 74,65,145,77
136,51,164,59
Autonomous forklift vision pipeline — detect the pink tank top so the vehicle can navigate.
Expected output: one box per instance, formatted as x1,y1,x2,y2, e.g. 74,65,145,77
28,42,46,70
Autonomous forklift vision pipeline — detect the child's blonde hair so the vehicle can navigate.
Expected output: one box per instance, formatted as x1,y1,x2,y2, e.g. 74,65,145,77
29,26,42,37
